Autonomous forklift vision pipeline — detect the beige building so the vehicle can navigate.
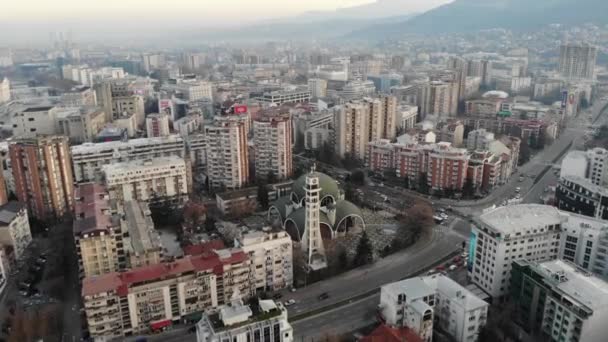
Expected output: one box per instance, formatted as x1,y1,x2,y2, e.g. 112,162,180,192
102,156,189,204
0,202,32,261
0,78,10,104
239,230,293,292
82,248,254,339
112,95,145,127
204,117,249,190
559,42,597,80
417,81,458,118
9,136,74,220
57,107,107,143
254,112,293,180
146,113,171,138
308,78,328,98
438,120,464,147
12,105,58,138
60,86,97,107
113,112,138,138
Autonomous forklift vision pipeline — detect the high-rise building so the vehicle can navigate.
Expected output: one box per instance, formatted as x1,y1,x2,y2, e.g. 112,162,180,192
204,117,249,190
254,112,293,181
468,204,562,299
427,142,469,192
367,95,398,143
0,78,10,104
511,259,608,342
418,81,458,118
559,43,597,80
9,136,74,220
196,298,293,342
142,53,166,72
239,230,293,292
111,95,145,127
146,113,170,138
307,78,328,98
335,101,369,160
12,106,58,138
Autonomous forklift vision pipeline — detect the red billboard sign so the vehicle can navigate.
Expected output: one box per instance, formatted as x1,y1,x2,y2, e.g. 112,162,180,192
234,105,248,114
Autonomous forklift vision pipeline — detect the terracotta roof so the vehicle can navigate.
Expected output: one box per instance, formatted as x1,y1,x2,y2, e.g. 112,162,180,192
184,240,226,256
73,183,115,236
361,324,423,342
82,248,248,297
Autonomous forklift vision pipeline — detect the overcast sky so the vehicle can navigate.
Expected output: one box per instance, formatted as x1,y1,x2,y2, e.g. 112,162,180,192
2,0,448,23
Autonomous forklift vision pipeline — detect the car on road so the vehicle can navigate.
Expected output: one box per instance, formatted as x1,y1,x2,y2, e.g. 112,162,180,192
515,187,521,193
449,265,457,271
518,176,524,182
284,299,296,306
318,292,330,300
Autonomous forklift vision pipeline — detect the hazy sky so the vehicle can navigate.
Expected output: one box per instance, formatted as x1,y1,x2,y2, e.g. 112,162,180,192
2,0,446,22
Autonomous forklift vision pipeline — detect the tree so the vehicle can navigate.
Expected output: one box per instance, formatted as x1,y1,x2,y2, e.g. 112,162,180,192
344,182,358,204
353,231,374,267
204,216,217,233
257,184,270,210
350,169,366,186
393,201,434,250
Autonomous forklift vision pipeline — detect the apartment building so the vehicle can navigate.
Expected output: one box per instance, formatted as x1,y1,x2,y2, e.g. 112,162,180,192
380,275,488,342
60,86,97,107
399,105,419,131
417,81,458,118
12,105,58,137
102,156,189,204
71,135,187,182
196,298,293,342
510,260,608,342
253,112,293,180
427,142,469,192
9,136,74,220
335,101,369,160
121,200,164,268
239,230,293,292
467,129,495,151
204,118,249,190
468,204,562,299
0,202,32,261
559,43,597,80
162,80,212,102
556,175,608,220
0,78,10,104
146,113,170,138
307,78,327,98
437,120,464,147
82,248,254,339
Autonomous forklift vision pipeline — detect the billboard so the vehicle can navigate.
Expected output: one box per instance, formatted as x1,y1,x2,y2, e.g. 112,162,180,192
561,90,568,109
233,105,248,114
467,231,477,272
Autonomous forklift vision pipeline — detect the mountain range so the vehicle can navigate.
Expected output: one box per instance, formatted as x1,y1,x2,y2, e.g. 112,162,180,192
352,0,608,39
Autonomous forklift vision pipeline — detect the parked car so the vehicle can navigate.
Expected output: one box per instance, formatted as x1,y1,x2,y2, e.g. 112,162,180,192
449,265,458,271
284,299,296,306
318,292,330,300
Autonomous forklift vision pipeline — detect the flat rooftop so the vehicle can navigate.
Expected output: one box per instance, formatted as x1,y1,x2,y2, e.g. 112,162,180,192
122,201,161,254
22,106,54,112
479,204,562,235
71,134,184,154
102,155,185,174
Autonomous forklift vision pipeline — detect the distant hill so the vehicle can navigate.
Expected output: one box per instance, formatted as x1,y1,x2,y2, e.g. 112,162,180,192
350,0,608,39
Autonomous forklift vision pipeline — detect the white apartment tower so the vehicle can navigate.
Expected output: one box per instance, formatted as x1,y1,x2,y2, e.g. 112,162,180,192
146,113,170,138
204,117,249,190
301,169,327,271
254,112,293,181
559,43,597,80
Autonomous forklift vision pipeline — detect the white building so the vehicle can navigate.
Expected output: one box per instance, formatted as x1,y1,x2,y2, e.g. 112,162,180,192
204,118,249,190
560,150,588,179
162,80,213,102
257,87,311,105
196,297,293,342
253,113,293,180
239,230,293,292
71,135,187,182
467,129,495,151
146,113,171,138
468,204,562,299
399,105,418,131
174,115,202,137
112,95,145,127
380,275,488,342
102,156,189,203
560,148,608,186
0,202,32,261
12,105,58,137
511,259,608,342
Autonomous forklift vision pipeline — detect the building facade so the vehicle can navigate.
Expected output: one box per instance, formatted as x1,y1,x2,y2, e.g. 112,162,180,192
254,112,293,181
146,113,171,138
239,230,293,292
204,118,249,190
559,43,597,80
10,136,74,220
0,202,32,261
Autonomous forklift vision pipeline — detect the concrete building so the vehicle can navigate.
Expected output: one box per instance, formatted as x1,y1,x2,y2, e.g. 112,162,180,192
162,79,213,102
560,148,608,187
102,156,189,204
556,175,608,221
0,78,10,104
399,105,418,131
239,230,293,292
215,188,258,218
438,120,464,147
12,105,58,137
142,53,166,72
0,202,32,261
511,259,608,342
256,87,311,105
468,204,562,299
146,113,171,138
418,81,458,118
204,118,249,190
56,107,107,144
9,136,74,220
196,298,293,342
82,248,254,339
467,129,495,151
112,95,145,127
113,112,139,138
308,78,327,98
0,249,7,296
254,112,293,180
71,135,187,182
380,275,488,342
559,43,597,80
174,114,202,137
341,80,376,101
60,86,97,107
428,142,469,192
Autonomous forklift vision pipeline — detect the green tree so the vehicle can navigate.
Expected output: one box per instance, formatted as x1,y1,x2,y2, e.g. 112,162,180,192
353,231,374,267
204,216,217,233
350,169,366,186
344,182,358,204
393,201,434,250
